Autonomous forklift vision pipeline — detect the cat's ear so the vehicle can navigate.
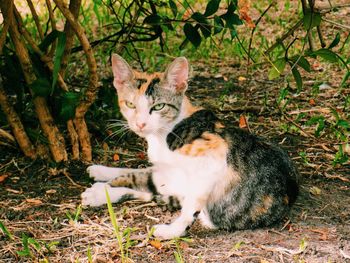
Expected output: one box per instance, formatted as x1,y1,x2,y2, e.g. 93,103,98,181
111,54,134,88
164,57,189,93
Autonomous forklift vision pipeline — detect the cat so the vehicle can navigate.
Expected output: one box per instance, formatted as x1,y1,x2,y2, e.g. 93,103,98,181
81,54,299,240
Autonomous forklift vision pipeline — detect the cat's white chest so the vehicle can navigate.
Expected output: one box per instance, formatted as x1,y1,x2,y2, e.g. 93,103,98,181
146,135,226,197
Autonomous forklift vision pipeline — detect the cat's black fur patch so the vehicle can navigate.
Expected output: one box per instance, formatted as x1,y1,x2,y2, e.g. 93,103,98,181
136,78,147,89
167,109,219,150
145,78,160,97
147,173,159,195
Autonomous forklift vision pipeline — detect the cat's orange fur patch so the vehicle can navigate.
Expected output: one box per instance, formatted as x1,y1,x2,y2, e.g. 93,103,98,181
109,176,133,188
251,195,274,220
182,96,202,117
177,132,228,159
133,71,164,95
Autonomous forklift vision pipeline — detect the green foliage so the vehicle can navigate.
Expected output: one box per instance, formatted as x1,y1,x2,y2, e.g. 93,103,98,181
66,204,82,223
51,32,66,94
303,9,321,30
105,188,136,262
269,58,286,80
0,220,13,240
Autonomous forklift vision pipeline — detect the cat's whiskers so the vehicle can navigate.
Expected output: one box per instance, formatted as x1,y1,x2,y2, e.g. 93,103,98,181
105,119,131,141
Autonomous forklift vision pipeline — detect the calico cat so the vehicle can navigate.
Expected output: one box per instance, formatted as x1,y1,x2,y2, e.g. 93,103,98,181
81,54,299,239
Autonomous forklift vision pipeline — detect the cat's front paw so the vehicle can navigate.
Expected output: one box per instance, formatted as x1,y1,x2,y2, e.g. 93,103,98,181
153,224,186,240
81,182,110,206
87,165,114,181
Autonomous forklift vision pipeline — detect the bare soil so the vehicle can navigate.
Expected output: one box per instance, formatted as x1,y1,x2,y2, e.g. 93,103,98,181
0,58,349,262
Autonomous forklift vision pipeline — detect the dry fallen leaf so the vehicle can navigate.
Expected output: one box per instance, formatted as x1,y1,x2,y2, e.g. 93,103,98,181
6,188,21,194
149,239,162,250
238,76,247,82
137,152,146,160
46,189,57,194
238,0,255,28
309,186,321,196
310,228,329,241
309,99,316,106
0,174,9,183
113,153,120,161
239,115,248,129
26,199,43,205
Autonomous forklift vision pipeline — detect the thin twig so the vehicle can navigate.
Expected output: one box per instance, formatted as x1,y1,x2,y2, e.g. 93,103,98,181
247,2,275,70
265,19,303,54
322,18,350,31
25,0,44,40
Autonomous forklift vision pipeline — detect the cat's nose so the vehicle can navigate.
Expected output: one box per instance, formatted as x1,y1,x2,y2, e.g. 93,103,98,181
136,122,146,130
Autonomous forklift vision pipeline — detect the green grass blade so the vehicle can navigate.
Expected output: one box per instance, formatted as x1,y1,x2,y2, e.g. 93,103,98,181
105,187,125,262
0,220,13,240
51,32,66,95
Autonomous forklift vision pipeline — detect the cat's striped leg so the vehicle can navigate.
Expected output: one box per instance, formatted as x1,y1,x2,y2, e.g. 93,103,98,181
153,197,206,239
108,170,182,211
87,165,152,182
81,182,152,207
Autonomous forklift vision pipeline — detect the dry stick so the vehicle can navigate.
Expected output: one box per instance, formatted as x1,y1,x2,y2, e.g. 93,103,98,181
322,18,350,31
59,0,82,77
1,0,67,162
0,18,10,55
45,0,57,58
54,0,99,161
25,0,44,40
317,25,326,48
13,7,69,92
0,78,37,159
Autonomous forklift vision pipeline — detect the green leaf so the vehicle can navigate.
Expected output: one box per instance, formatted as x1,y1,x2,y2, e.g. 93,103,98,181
204,0,221,17
290,56,311,72
214,15,224,34
221,12,242,29
341,71,350,87
292,67,303,91
303,10,321,30
328,32,341,49
144,14,162,25
38,30,60,52
169,0,177,17
29,77,51,97
184,23,201,47
59,92,80,121
313,48,339,63
191,12,211,38
0,220,13,240
52,32,66,95
337,119,350,129
268,58,286,80
306,116,325,137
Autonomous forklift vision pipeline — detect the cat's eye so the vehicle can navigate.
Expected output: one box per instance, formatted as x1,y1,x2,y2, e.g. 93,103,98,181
125,101,136,109
152,103,165,111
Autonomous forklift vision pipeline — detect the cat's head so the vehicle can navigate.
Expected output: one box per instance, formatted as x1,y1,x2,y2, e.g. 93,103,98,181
111,54,189,137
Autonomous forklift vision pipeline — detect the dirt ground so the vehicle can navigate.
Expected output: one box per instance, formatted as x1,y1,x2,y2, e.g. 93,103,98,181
0,57,349,262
